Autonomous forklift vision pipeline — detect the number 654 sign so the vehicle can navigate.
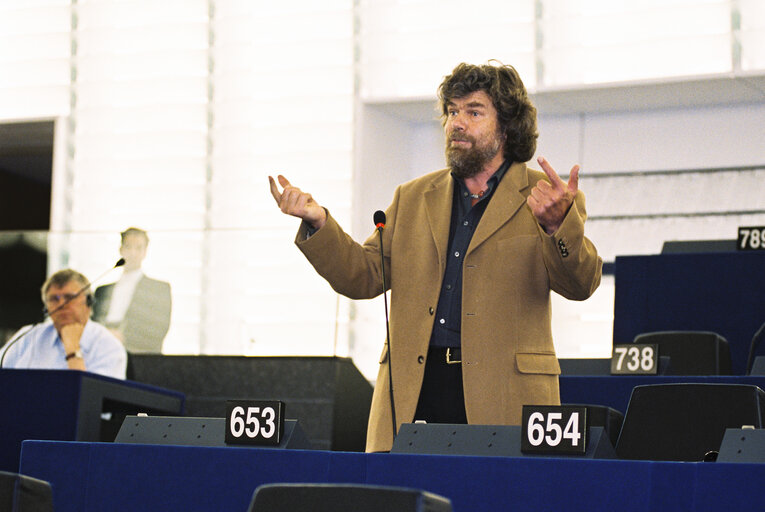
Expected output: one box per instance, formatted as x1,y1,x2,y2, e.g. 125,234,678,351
521,405,587,455
225,400,285,446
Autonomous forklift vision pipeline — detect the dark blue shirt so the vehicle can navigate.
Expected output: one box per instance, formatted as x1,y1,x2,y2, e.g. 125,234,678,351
429,160,511,348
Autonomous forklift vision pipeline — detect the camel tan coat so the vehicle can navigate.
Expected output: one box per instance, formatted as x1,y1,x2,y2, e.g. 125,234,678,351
296,162,602,452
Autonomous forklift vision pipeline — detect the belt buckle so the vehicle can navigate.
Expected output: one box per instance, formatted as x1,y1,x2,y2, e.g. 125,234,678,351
446,347,461,365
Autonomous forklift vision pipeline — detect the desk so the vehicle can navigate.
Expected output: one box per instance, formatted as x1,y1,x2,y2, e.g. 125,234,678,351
0,369,184,472
19,440,765,512
127,355,372,451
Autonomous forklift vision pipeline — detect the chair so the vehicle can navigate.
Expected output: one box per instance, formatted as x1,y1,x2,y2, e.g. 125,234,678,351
0,471,53,512
750,356,765,375
745,321,765,374
632,331,731,375
249,484,452,512
562,404,624,448
615,383,765,461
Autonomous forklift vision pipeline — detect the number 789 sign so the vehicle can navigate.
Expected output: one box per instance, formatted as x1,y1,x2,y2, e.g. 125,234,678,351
738,226,765,251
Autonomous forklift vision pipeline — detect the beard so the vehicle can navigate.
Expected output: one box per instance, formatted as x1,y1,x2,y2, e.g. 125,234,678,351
446,132,503,179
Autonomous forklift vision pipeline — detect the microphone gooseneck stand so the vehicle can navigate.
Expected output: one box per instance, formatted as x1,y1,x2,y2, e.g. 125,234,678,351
374,210,397,441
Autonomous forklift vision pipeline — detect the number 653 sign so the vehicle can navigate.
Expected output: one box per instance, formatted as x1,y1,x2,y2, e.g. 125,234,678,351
225,400,285,446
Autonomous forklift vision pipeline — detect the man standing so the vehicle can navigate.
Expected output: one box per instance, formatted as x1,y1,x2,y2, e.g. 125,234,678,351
92,227,172,353
269,61,602,452
0,269,127,379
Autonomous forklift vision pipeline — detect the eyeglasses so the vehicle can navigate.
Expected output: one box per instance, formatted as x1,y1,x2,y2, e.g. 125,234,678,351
45,293,83,305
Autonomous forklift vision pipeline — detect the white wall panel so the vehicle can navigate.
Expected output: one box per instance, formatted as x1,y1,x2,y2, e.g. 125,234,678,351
583,103,765,173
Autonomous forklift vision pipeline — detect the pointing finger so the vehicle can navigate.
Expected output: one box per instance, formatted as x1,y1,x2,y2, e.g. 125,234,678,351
268,175,282,204
537,156,565,188
567,165,580,194
277,175,291,188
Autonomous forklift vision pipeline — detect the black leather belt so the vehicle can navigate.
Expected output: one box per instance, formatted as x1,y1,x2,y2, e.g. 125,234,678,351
446,347,462,364
428,346,462,365
446,347,461,364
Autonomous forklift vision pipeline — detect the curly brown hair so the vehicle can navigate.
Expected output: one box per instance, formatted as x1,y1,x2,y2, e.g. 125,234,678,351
438,61,538,163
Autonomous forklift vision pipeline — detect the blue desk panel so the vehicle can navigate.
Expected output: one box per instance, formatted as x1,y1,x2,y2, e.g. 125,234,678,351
613,252,765,374
0,369,184,472
19,440,765,512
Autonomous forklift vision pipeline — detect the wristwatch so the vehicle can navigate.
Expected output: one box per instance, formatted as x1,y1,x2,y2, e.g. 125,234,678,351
65,349,84,361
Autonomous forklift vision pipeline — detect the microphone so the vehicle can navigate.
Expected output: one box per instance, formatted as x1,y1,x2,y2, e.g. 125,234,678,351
374,210,386,230
0,258,126,369
373,210,397,440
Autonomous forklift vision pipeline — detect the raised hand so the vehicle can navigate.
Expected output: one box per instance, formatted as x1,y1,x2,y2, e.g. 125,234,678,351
59,322,85,353
268,174,327,229
526,156,579,235
59,322,87,370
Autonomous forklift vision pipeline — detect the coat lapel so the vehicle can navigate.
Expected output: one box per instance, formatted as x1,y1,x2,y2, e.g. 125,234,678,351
424,171,454,274
468,161,531,255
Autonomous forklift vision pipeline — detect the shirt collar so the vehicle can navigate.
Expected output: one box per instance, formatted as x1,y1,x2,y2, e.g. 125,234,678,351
451,159,511,198
120,268,144,280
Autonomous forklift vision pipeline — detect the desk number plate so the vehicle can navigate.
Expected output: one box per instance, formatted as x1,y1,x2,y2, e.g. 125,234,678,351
521,405,587,455
611,343,658,375
225,400,285,446
738,226,765,251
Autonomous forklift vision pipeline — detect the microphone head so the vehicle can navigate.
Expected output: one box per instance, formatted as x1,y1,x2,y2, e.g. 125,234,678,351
373,210,386,228
115,258,126,268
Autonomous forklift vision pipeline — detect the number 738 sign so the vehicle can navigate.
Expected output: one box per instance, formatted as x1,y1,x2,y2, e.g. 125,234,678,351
611,343,658,375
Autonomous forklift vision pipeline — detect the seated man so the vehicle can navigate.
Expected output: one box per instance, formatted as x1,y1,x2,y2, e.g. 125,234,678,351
0,269,127,379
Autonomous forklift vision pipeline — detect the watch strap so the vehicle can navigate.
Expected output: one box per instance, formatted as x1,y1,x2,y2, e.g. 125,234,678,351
65,349,84,361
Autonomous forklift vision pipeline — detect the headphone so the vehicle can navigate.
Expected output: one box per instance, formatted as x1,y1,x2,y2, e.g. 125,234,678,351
41,292,96,317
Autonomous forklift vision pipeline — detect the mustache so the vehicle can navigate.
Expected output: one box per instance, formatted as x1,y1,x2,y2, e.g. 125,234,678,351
449,133,474,143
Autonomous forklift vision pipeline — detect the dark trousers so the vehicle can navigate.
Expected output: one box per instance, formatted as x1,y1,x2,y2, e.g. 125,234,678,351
413,346,468,424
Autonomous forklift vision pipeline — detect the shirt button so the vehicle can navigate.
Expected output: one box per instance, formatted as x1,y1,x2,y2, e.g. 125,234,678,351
418,355,425,364
439,318,445,324
454,251,460,257
429,307,434,315
445,284,452,290
463,220,469,226
463,191,469,197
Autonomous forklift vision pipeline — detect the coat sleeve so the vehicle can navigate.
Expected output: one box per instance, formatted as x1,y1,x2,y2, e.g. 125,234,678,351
536,191,602,301
294,196,396,300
